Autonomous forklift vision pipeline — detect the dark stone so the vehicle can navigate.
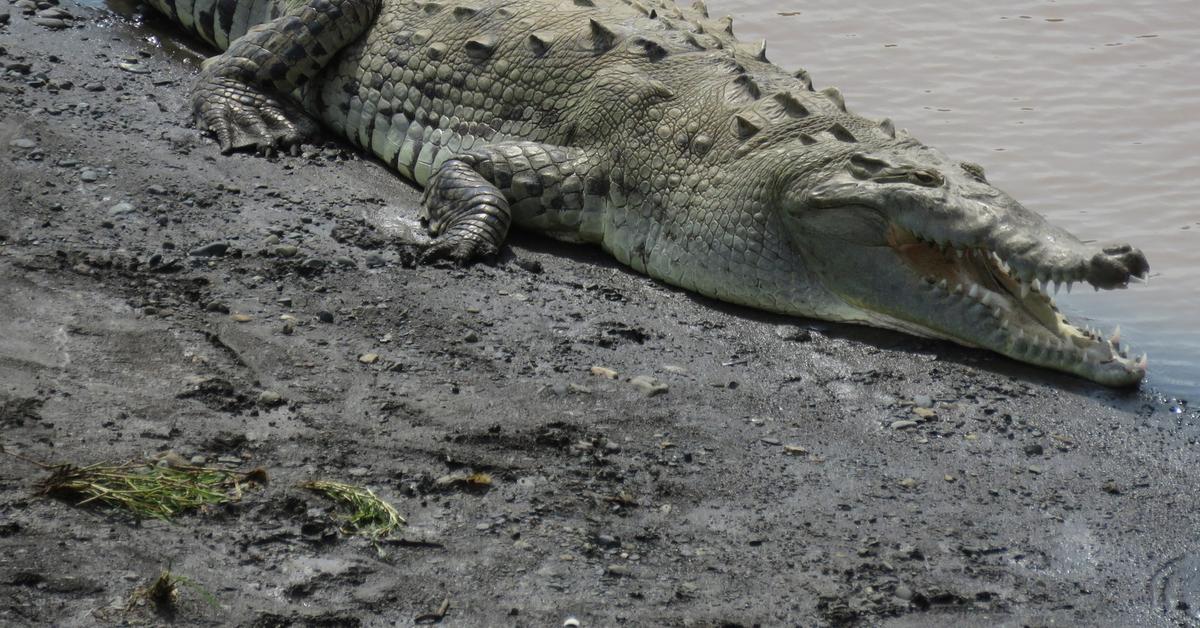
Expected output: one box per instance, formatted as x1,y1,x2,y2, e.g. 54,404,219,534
190,241,230,257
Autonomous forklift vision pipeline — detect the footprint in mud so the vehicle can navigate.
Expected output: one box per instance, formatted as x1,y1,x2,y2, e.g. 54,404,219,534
1153,553,1200,619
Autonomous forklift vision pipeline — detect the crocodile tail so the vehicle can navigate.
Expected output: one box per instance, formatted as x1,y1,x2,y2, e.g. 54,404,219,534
146,0,286,51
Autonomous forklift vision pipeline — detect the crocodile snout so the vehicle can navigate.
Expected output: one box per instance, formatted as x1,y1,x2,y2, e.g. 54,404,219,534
1087,243,1150,289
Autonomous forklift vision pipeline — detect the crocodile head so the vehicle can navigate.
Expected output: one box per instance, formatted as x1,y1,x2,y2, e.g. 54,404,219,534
786,141,1149,386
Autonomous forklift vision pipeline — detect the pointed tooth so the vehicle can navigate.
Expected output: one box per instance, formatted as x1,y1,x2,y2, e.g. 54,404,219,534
1000,319,1009,330
968,284,981,300
1019,282,1030,299
1136,353,1148,368
1109,325,1121,346
937,279,948,292
1130,274,1146,284
993,307,1003,320
954,283,965,295
1066,281,1073,294
1053,280,1061,295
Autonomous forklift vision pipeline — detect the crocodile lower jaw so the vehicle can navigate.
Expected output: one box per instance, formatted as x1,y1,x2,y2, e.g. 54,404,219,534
887,225,1147,385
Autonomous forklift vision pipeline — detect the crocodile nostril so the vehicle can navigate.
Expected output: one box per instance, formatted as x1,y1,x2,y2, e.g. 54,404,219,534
1088,244,1150,288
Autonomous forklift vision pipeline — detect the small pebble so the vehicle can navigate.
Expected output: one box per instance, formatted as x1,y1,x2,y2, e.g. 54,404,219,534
359,353,379,364
629,375,668,397
80,169,100,182
589,366,619,380
912,407,936,420
316,310,334,323
9,138,37,149
117,61,150,74
890,420,919,430
257,390,282,406
32,17,68,28
274,244,299,257
107,202,135,217
462,331,480,343
190,241,229,257
230,313,253,322
35,7,70,18
774,325,813,342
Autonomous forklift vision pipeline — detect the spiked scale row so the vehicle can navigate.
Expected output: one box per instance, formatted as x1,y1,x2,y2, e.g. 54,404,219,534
416,0,900,146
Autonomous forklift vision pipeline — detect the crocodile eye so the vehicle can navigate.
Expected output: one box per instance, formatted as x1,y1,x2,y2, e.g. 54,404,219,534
960,162,987,182
908,170,943,187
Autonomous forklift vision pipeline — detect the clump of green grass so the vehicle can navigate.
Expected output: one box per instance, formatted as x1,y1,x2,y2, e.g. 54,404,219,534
302,480,405,539
36,461,267,520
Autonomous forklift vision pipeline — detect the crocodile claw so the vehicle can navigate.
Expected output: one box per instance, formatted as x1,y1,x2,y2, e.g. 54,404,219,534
192,75,317,154
418,235,498,266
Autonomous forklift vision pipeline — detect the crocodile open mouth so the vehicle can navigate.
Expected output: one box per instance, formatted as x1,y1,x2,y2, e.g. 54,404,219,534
886,224,1147,383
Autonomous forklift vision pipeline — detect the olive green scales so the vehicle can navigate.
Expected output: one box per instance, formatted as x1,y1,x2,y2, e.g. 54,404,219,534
146,0,1151,386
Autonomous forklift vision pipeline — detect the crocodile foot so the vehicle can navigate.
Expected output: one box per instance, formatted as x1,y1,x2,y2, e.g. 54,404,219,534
418,233,499,266
192,75,318,154
418,156,514,266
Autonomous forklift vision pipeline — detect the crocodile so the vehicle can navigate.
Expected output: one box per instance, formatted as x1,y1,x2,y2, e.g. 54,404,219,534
145,0,1151,386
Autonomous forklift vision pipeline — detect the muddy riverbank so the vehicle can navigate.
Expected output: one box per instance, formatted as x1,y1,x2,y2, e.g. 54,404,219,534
1,3,1198,625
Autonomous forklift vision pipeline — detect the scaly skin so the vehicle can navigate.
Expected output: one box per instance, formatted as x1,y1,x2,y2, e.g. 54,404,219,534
145,0,1151,386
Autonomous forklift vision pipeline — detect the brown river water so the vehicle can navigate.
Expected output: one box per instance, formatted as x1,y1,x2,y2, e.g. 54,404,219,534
720,0,1199,399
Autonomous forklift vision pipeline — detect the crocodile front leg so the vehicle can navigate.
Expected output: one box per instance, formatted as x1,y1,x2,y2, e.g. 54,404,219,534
192,0,381,153
421,142,607,265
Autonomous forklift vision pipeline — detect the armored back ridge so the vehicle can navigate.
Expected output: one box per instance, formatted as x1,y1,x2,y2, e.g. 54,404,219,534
146,0,1151,386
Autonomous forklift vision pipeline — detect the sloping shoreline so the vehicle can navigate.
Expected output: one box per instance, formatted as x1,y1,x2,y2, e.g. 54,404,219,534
1,3,1195,625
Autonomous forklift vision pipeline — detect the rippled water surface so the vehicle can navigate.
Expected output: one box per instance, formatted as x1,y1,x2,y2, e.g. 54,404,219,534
719,0,1198,397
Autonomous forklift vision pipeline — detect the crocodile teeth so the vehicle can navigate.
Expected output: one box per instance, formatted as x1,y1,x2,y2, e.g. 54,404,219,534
1019,283,1030,299
1136,353,1149,368
968,284,981,300
1109,326,1121,346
